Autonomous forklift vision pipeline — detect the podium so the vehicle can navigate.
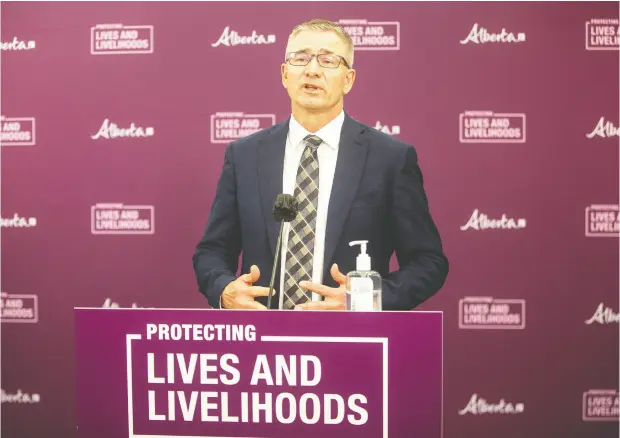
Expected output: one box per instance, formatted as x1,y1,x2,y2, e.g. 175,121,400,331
74,308,442,438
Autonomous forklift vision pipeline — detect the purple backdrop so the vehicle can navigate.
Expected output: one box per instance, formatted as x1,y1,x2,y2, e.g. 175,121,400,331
1,2,619,438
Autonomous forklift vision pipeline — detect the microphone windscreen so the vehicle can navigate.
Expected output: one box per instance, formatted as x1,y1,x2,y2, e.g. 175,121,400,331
272,194,298,222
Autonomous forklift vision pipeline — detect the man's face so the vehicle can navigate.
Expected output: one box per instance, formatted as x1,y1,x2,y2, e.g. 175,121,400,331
281,30,356,113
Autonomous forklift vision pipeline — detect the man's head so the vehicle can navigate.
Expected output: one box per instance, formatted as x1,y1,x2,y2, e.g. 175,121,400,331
281,19,356,115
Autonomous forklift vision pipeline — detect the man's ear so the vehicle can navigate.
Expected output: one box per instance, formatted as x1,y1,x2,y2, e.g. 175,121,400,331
281,63,288,88
343,68,356,94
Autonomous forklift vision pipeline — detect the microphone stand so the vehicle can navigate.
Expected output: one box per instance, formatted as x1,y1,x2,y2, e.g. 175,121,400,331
267,223,285,309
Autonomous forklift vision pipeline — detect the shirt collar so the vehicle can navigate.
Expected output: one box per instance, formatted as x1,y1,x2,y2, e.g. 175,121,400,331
288,110,345,150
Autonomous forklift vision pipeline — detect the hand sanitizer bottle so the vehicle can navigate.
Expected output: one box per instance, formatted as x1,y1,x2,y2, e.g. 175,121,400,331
345,240,382,311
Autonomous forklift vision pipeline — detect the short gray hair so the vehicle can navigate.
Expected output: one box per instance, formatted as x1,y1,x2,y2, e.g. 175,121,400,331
287,18,354,67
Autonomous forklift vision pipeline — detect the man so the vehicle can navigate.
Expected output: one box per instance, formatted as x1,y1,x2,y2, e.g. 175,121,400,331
193,19,448,311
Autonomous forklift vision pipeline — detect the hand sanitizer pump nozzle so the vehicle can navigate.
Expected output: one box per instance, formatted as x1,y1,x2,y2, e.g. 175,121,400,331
345,240,382,311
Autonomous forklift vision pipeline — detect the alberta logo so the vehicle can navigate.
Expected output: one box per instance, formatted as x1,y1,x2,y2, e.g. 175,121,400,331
91,119,154,140
461,209,526,231
374,121,400,136
0,37,36,51
0,214,37,228
586,117,619,138
211,27,275,47
460,23,526,44
459,393,524,415
1,389,41,403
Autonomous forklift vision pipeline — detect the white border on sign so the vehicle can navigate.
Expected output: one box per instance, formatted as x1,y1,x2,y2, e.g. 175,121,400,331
124,334,389,438
582,389,620,421
90,25,154,55
585,21,620,51
0,293,38,323
90,203,155,235
126,334,141,438
585,204,619,237
353,21,400,51
458,298,526,329
459,113,527,144
0,117,36,146
210,113,277,144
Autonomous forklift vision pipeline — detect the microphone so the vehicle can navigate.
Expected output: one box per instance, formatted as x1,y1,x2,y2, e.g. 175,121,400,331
267,194,299,309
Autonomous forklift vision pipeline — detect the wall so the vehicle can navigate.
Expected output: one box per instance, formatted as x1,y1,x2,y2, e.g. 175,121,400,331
1,2,618,437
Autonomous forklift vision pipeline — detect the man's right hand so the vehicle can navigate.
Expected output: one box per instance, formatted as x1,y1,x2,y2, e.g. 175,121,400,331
221,265,273,310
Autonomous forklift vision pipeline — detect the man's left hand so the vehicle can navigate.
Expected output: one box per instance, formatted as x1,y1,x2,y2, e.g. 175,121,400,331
296,264,346,310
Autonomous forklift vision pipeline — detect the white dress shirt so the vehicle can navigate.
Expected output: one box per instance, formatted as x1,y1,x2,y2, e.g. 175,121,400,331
278,110,345,307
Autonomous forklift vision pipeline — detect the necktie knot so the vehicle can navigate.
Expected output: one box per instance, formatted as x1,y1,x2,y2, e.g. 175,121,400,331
304,134,323,149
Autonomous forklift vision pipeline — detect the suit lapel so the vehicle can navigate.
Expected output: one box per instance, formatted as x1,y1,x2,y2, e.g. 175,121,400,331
323,114,368,273
258,120,289,257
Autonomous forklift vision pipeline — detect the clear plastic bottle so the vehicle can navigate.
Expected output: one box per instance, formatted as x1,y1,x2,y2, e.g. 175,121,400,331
345,240,382,311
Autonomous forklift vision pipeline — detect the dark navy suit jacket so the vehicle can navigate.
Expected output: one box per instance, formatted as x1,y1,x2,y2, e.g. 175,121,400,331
193,112,449,310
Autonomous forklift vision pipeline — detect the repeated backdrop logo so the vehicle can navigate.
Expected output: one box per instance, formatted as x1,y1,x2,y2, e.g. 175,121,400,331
210,112,276,144
585,18,619,51
458,393,525,415
91,203,155,235
91,23,154,55
0,214,37,228
581,17,619,427
583,18,619,240
459,297,525,330
208,25,277,141
0,115,36,146
91,118,155,140
211,26,276,47
0,36,36,51
459,111,526,144
0,292,39,323
583,19,619,244
582,295,619,423
374,122,400,136
457,18,618,424
582,390,619,422
1,389,41,404
457,21,528,422
460,23,526,44
458,296,525,416
587,116,619,139
339,19,400,50
0,95,41,413
1,210,39,325
461,209,526,231
585,302,620,325
88,22,157,237
102,297,151,309
585,205,619,237
0,294,38,412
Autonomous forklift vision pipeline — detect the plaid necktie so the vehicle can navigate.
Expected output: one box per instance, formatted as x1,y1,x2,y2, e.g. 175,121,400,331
282,134,323,309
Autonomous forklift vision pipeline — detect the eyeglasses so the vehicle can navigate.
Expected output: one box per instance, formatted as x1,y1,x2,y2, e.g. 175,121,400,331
286,52,350,69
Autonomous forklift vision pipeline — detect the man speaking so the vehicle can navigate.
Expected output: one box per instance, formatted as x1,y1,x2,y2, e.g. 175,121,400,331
193,18,448,311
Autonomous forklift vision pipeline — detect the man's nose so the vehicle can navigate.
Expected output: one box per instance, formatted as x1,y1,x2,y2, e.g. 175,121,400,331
304,56,322,76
